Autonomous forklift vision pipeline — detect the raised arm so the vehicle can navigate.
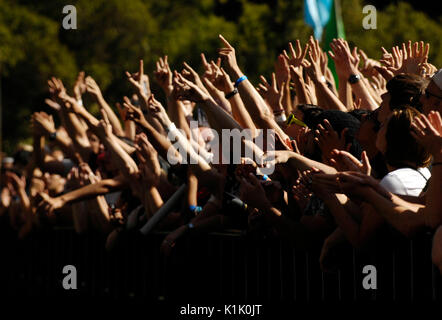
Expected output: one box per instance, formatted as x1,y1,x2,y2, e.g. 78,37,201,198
85,76,125,137
217,35,291,146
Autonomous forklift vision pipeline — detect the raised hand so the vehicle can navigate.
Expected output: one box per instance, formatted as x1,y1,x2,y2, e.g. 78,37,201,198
218,34,240,75
411,111,442,156
73,71,87,101
95,108,113,138
122,96,145,124
126,59,151,99
358,49,380,78
31,111,56,136
173,72,209,103
85,76,103,100
257,73,284,113
283,40,309,68
304,36,326,81
135,133,162,186
145,94,171,128
329,149,371,175
328,38,360,79
202,56,226,92
47,77,67,102
154,56,173,96
398,41,430,75
274,54,290,87
314,119,350,162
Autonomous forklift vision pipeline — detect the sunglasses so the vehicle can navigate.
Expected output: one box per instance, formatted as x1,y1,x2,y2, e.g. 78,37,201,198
286,114,307,127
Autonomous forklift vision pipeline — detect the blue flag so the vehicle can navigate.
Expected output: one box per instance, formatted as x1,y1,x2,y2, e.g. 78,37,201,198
304,0,333,40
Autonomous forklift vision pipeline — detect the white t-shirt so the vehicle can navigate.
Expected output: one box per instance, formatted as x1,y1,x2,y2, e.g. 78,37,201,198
379,167,431,196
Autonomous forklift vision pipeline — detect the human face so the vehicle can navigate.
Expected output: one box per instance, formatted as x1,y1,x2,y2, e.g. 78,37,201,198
420,80,442,115
375,115,389,155
356,113,378,157
377,92,392,123
88,131,101,154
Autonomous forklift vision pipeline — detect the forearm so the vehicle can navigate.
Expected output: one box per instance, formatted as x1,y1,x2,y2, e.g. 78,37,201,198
187,171,198,207
314,80,347,112
52,129,75,158
59,176,126,206
33,134,46,168
115,135,136,155
350,79,378,111
228,67,275,129
200,96,242,133
136,119,179,162
292,76,310,105
124,120,136,141
63,110,91,149
166,96,191,139
225,83,256,132
282,81,293,114
337,76,353,110
288,152,337,174
363,187,426,236
146,186,164,218
97,96,125,137
102,134,138,177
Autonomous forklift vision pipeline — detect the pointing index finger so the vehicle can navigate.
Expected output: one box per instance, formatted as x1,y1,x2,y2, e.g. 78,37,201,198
219,34,233,49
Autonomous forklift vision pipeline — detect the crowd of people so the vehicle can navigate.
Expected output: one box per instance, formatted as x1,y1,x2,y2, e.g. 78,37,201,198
1,34,442,274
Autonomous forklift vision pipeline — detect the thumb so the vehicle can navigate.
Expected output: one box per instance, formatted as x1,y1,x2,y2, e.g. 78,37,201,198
361,151,371,174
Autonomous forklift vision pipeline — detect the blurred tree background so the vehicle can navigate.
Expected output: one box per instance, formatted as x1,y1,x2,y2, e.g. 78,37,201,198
1,0,441,154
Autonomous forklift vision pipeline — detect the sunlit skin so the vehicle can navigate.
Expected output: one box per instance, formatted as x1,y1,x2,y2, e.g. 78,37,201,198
420,80,442,115
377,91,391,124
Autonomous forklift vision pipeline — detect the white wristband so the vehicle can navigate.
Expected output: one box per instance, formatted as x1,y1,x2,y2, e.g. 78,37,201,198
166,122,177,133
77,99,83,106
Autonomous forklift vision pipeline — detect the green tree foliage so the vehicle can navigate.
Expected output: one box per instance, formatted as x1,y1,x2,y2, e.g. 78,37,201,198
1,0,441,153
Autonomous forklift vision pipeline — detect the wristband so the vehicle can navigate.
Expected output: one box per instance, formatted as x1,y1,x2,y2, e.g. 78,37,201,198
77,99,83,107
225,88,238,99
234,75,247,87
48,132,57,141
166,122,177,134
187,222,195,230
189,205,202,214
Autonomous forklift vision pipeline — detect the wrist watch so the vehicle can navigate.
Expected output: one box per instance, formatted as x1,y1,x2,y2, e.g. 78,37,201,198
348,74,361,84
49,131,57,141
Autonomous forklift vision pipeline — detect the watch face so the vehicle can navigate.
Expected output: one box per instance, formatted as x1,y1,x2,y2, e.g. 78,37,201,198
349,74,360,84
